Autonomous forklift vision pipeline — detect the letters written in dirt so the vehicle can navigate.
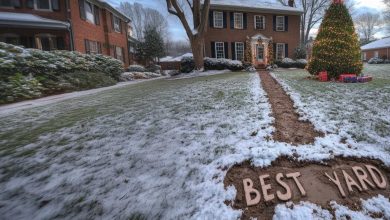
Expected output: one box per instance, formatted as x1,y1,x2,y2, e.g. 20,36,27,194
224,157,390,220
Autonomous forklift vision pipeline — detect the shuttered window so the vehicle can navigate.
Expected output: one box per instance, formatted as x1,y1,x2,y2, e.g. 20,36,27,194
213,11,223,28
36,0,50,10
234,13,243,29
215,42,225,59
235,42,244,61
113,16,122,32
276,16,285,31
276,43,285,60
255,15,265,30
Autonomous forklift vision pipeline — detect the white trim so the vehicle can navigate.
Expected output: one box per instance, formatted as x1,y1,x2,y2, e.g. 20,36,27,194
215,41,225,59
234,12,243,29
276,16,285,31
235,42,244,61
34,0,52,11
254,15,265,30
276,43,285,60
213,11,223,28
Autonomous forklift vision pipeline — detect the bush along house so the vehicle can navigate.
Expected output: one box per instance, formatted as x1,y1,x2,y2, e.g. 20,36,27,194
205,0,303,68
0,0,131,66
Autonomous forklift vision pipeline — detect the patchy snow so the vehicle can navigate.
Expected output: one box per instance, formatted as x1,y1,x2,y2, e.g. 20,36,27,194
270,65,390,166
0,68,389,219
168,69,232,80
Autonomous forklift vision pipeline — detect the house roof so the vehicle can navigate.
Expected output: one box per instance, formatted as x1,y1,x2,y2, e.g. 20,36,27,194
96,0,131,22
0,12,69,29
209,0,304,15
361,38,390,51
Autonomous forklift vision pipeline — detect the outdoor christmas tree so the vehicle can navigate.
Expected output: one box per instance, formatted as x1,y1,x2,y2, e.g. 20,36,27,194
307,0,363,79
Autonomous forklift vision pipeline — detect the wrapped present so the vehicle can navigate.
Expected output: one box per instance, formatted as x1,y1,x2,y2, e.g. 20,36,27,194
339,74,356,82
357,76,373,83
318,71,328,82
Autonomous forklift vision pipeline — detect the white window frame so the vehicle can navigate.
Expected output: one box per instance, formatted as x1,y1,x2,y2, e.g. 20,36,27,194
234,12,243,29
215,42,225,59
213,11,223,28
276,43,285,60
235,42,244,61
34,0,52,11
276,16,285,31
254,15,265,30
84,1,95,24
114,16,121,33
374,51,379,58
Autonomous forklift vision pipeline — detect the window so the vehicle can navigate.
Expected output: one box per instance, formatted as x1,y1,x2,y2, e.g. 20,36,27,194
276,16,285,31
213,11,223,28
234,13,243,29
374,51,379,58
113,16,121,32
255,15,265,30
0,0,12,7
215,42,225,59
276,43,285,60
115,46,124,62
85,39,101,54
85,1,95,23
235,42,244,61
363,52,367,60
35,0,51,10
35,34,58,51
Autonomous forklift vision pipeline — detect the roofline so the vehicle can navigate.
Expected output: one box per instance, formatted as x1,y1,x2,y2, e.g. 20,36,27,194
0,22,69,29
90,0,131,22
361,46,390,51
210,4,304,15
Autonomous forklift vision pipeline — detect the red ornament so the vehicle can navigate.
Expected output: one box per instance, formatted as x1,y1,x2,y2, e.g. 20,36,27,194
333,0,343,4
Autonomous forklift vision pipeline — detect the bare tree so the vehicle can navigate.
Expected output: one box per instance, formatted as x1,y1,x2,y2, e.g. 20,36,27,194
384,0,390,33
166,0,210,70
355,12,381,43
119,2,168,40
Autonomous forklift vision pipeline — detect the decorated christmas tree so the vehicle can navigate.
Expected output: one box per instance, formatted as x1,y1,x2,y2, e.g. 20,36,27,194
307,0,363,79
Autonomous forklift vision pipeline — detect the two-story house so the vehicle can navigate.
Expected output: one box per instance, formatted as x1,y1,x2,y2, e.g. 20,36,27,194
0,0,131,66
205,0,303,68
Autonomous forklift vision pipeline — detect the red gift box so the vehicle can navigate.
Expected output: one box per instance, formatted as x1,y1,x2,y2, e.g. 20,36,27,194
318,71,328,82
339,74,357,82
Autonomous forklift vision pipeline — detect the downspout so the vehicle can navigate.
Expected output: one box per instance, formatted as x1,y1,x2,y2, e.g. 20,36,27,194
65,0,74,51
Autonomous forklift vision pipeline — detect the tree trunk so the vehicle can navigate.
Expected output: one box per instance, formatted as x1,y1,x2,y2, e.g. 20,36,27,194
191,36,205,70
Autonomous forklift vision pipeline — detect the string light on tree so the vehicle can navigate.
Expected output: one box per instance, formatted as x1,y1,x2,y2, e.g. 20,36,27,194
307,0,363,79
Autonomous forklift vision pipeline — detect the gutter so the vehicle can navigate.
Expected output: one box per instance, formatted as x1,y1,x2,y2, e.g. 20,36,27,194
65,0,74,51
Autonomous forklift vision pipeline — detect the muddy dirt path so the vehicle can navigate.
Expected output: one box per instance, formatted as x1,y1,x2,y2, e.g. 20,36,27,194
259,71,323,145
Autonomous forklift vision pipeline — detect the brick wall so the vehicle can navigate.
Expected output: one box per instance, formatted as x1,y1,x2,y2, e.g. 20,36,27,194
362,48,390,61
205,10,301,61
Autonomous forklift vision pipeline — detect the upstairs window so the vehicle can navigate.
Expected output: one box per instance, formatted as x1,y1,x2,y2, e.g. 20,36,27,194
36,0,50,9
113,16,122,33
276,43,285,60
85,1,94,23
79,0,99,25
85,39,101,54
215,42,225,59
276,16,285,31
213,11,223,28
255,15,265,30
234,13,243,29
0,0,13,7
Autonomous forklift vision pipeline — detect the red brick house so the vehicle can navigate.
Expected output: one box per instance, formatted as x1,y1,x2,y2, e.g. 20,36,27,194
361,37,390,61
0,0,131,66
205,0,303,68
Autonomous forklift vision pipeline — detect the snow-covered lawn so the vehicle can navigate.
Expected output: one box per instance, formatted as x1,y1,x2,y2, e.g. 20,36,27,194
0,72,272,219
272,64,390,154
0,69,389,219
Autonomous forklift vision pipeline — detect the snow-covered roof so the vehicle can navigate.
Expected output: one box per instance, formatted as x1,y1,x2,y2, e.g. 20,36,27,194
361,38,390,50
209,0,303,15
160,53,193,62
96,0,131,22
0,12,69,29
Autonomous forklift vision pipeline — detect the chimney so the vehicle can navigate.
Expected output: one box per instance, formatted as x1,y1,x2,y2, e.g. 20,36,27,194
288,0,294,7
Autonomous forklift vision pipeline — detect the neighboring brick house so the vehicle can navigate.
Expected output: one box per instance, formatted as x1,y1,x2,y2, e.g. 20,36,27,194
361,37,390,61
0,0,131,66
205,0,303,68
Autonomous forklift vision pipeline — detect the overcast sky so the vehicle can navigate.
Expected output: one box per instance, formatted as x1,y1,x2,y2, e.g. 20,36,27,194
106,0,388,41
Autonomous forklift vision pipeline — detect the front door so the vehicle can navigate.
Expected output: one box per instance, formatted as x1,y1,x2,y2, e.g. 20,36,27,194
257,45,264,62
